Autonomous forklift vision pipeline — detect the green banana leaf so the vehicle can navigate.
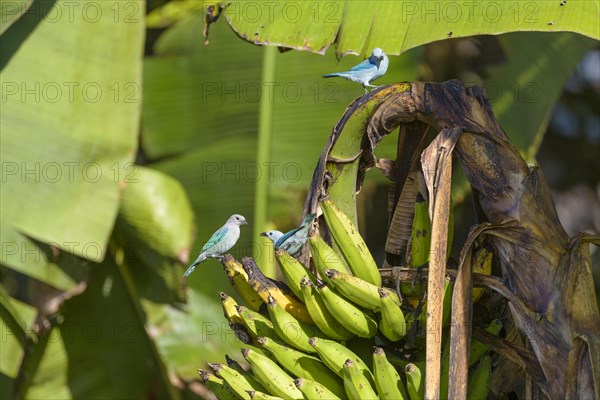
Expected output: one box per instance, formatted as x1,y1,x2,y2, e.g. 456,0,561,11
0,0,33,34
1,256,178,399
149,0,600,57
0,0,143,262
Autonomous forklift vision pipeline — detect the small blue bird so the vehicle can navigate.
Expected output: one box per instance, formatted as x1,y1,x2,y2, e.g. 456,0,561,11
261,213,316,257
184,214,248,278
323,48,389,92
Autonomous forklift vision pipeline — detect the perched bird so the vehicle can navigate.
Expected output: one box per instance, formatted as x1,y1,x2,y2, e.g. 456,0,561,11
183,214,248,278
323,48,389,92
261,213,316,257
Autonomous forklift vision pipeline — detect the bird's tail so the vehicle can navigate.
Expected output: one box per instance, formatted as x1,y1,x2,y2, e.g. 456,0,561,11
302,213,317,226
183,265,196,278
322,73,343,78
183,254,206,277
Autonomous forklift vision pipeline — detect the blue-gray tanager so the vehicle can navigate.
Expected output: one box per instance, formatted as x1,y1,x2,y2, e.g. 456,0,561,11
261,213,316,257
184,214,248,277
323,48,389,92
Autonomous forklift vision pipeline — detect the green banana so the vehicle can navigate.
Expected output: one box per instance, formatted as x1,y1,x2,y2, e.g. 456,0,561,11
466,354,492,400
236,305,278,340
320,198,382,286
342,359,379,400
405,363,424,400
300,277,355,341
308,337,375,387
294,378,341,400
225,354,267,393
222,255,264,312
241,348,303,400
209,362,264,399
378,288,407,342
220,292,244,325
469,319,501,366
247,390,284,400
243,257,313,325
373,347,409,400
275,249,317,301
309,234,351,285
472,245,493,303
316,279,378,338
409,194,431,268
266,294,324,353
324,268,400,311
198,369,238,400
256,336,345,398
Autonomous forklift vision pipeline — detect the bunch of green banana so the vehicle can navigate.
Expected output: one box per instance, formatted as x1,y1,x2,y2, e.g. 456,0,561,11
195,192,500,400
320,199,382,286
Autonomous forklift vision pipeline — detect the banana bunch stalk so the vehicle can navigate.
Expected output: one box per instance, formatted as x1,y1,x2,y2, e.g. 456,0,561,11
196,198,496,399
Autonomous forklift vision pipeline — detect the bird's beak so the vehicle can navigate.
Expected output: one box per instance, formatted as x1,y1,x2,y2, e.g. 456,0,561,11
260,232,268,237
242,220,248,225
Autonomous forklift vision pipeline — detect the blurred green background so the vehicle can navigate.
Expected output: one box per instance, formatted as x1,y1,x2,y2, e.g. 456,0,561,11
1,0,598,398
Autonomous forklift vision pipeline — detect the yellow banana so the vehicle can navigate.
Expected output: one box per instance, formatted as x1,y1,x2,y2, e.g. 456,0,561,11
243,256,313,325
241,348,303,400
266,294,324,353
309,234,350,284
373,347,409,400
256,336,345,398
275,249,317,301
308,337,375,386
300,277,355,341
320,199,382,286
294,378,341,400
324,268,400,311
467,354,492,400
342,359,379,400
235,305,278,340
209,362,264,399
220,292,244,325
405,363,424,400
222,255,264,312
378,288,407,341
316,279,378,338
198,369,238,400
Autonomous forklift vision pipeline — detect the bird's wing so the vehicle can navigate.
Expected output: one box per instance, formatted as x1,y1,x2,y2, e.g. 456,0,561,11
348,58,375,72
275,226,303,247
200,226,229,253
